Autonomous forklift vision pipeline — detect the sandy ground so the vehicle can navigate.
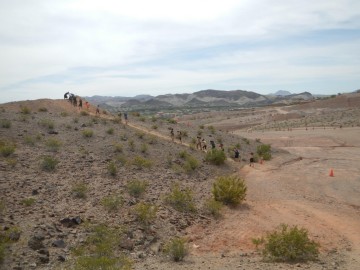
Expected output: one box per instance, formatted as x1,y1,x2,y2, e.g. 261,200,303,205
136,127,360,269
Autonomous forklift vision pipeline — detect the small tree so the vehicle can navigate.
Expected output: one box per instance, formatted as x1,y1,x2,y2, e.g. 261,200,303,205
164,237,188,262
205,149,226,165
212,175,247,206
257,144,272,160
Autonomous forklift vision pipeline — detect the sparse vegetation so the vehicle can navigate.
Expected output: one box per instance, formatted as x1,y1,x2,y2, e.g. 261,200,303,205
205,149,226,165
72,182,88,199
82,129,94,138
80,111,89,116
114,143,123,153
20,197,36,207
127,179,147,198
132,156,152,169
183,155,199,173
45,138,62,152
165,184,196,213
38,119,55,130
128,139,135,151
134,202,157,227
0,142,15,157
257,144,272,160
212,175,247,206
73,224,132,270
203,198,223,218
60,111,68,117
164,237,188,262
20,106,31,114
106,128,114,135
0,119,11,128
38,107,48,112
256,224,320,262
101,194,124,212
140,143,148,153
107,161,117,176
41,156,58,171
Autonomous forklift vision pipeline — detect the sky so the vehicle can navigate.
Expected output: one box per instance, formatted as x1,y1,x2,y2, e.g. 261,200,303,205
0,0,360,103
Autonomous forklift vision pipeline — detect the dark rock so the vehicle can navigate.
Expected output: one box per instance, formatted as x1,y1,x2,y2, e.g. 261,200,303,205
32,190,39,195
13,267,23,270
81,124,87,127
48,130,58,134
28,237,44,250
37,249,49,256
9,231,21,241
119,237,135,251
52,239,66,248
38,255,49,264
58,255,66,262
60,216,82,227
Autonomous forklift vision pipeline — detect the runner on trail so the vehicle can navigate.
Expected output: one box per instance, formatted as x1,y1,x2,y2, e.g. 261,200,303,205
96,105,100,115
64,92,69,99
249,152,255,167
202,138,207,151
210,140,216,149
234,148,240,162
78,98,82,109
124,112,128,125
170,128,175,142
196,136,202,150
177,131,182,144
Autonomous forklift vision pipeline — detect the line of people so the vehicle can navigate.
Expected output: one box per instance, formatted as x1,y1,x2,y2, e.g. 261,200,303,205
64,92,90,111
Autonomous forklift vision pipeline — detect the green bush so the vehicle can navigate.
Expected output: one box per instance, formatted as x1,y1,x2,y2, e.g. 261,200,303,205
82,129,94,138
207,125,216,134
127,179,147,198
212,175,247,206
41,156,58,171
257,144,272,160
259,224,320,262
152,124,158,130
114,143,123,153
106,128,114,135
0,119,11,128
164,237,188,262
140,143,148,154
132,156,152,169
72,182,88,199
45,138,62,152
128,139,135,151
38,119,55,130
134,202,157,227
147,135,157,145
165,184,196,213
203,198,223,218
60,111,68,117
183,155,199,173
0,142,15,157
205,149,226,165
136,131,145,139
73,224,132,270
178,150,188,159
5,158,17,168
80,111,89,116
107,161,117,176
20,198,36,207
20,106,31,114
101,194,123,212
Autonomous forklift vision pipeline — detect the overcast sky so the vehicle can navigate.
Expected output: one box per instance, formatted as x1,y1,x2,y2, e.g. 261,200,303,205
1,0,360,103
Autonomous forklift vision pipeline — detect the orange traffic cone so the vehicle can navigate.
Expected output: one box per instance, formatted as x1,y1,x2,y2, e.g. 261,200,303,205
329,169,334,177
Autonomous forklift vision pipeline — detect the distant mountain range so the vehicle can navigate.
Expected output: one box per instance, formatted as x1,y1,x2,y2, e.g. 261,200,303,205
85,89,314,111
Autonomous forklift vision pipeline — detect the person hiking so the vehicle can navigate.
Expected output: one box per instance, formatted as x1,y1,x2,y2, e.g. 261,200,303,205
85,101,90,111
78,98,82,109
177,131,182,144
124,112,128,125
96,105,100,115
234,148,240,162
249,152,255,167
210,140,216,149
64,92,69,99
196,136,202,150
170,128,175,142
202,138,207,151
219,143,224,151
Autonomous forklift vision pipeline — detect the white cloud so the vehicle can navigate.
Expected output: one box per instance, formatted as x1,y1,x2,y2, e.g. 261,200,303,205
0,0,360,102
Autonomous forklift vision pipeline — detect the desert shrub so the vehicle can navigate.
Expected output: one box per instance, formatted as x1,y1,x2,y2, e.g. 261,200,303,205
0,142,15,157
73,117,79,123
73,224,132,270
197,130,203,136
0,119,11,128
205,149,226,165
82,129,94,138
101,194,123,212
38,119,55,130
140,143,148,153
41,156,58,171
127,179,147,198
0,200,5,216
165,184,196,213
80,111,89,116
0,226,22,264
136,131,145,139
212,175,247,206
180,130,188,137
114,143,123,153
242,137,250,144
183,155,199,173
167,118,177,124
60,111,68,117
72,182,88,199
45,138,62,152
207,125,216,134
5,158,17,168
164,237,188,262
178,150,188,159
151,116,157,122
257,144,272,160
132,156,152,169
38,107,48,112
134,202,157,227
107,161,117,176
199,124,204,129
203,198,223,218
147,135,157,144
20,198,36,207
139,116,146,122
151,124,158,130
258,224,320,262
128,139,135,151
20,106,31,114
115,155,127,166
106,128,114,135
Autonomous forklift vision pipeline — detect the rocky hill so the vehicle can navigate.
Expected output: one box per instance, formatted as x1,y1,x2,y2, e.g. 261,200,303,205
0,99,259,269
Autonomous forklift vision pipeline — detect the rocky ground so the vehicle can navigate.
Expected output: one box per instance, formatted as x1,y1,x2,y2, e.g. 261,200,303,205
1,96,359,269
